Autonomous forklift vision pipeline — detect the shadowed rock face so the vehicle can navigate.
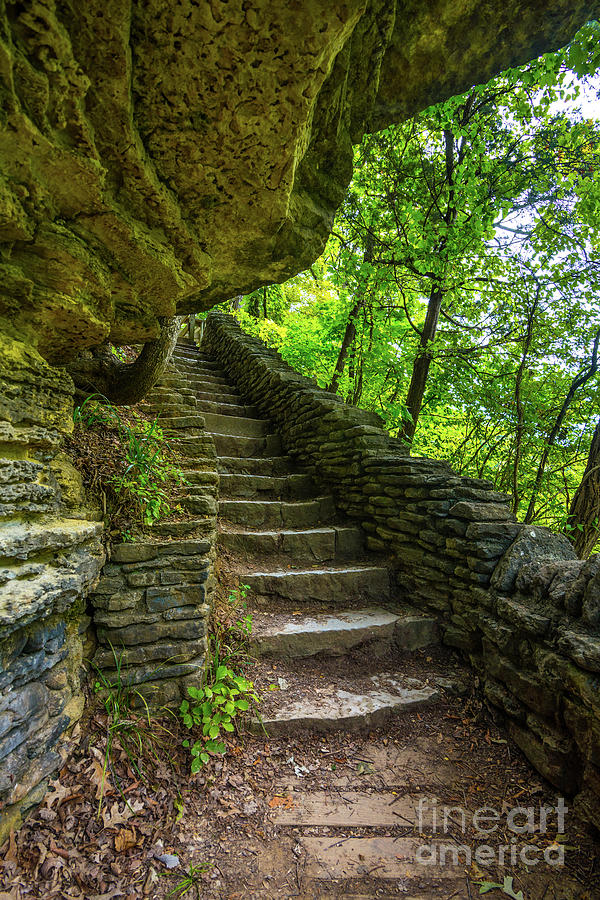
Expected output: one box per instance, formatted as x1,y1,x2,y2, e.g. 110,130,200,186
0,0,597,362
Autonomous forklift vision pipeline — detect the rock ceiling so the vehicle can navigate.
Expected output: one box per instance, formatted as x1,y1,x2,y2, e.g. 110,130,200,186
0,0,597,361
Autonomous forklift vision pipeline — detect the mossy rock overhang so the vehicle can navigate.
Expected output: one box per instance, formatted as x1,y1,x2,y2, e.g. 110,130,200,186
0,0,597,362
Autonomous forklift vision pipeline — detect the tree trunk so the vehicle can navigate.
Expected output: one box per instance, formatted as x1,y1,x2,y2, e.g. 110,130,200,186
399,128,457,447
327,300,361,394
565,418,600,557
523,327,600,523
68,315,184,405
511,286,540,515
328,236,373,395
399,285,443,444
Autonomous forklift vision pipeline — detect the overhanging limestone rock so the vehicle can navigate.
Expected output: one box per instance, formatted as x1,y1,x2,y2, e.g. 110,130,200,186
1,1,597,362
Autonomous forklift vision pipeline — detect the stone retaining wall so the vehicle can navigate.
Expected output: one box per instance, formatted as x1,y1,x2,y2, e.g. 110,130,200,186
0,334,104,842
88,350,219,708
204,312,600,826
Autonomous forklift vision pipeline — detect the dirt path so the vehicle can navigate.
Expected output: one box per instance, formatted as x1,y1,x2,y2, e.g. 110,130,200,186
1,666,598,900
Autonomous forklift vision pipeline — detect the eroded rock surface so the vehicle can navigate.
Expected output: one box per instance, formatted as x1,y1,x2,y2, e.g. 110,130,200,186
1,1,597,361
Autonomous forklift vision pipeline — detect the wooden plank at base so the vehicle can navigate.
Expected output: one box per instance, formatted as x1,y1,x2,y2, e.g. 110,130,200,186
271,791,463,829
301,836,466,881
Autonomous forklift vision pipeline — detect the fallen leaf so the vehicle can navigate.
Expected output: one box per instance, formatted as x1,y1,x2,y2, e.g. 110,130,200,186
268,795,294,810
114,828,137,853
102,799,144,829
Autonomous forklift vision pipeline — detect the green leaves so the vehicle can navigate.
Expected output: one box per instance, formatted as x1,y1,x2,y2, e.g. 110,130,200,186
179,660,259,772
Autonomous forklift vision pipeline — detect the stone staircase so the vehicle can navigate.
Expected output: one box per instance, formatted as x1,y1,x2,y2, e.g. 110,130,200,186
165,338,455,733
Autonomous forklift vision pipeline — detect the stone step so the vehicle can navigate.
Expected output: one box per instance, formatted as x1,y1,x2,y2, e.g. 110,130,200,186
250,607,439,657
174,362,228,378
219,472,314,499
156,415,206,431
256,670,439,734
146,404,198,418
217,455,294,476
194,389,243,405
219,525,362,560
169,436,217,462
219,496,335,528
250,607,399,657
185,373,233,388
195,399,258,418
212,432,282,457
148,387,197,402
203,411,269,438
181,493,218,516
241,565,390,603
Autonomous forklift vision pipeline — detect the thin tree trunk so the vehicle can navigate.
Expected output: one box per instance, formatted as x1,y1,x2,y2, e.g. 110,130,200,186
68,315,184,405
328,235,374,395
565,418,600,557
399,128,457,447
524,327,600,523
399,285,443,444
327,300,361,394
512,286,540,515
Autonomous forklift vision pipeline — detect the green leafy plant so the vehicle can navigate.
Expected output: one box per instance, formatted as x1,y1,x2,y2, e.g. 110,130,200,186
72,393,187,527
179,638,259,772
228,582,253,640
167,862,212,897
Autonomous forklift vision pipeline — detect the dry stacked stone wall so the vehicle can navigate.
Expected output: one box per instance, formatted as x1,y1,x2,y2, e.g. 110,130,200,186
0,334,104,841
88,352,219,708
204,312,600,826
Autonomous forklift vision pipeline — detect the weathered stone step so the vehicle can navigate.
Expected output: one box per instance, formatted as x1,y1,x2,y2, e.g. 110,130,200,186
219,472,314,499
219,525,362,560
195,398,258,418
181,470,219,486
195,389,243,405
250,607,399,657
148,387,197,403
169,436,217,462
241,565,390,603
143,404,198,419
219,496,335,528
217,456,293,476
174,362,228,379
181,493,218,515
157,415,206,431
256,671,439,734
184,373,233,388
203,411,269,438
212,432,282,457
250,607,439,657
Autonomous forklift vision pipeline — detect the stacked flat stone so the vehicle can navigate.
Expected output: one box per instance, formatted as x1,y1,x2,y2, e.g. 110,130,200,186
89,339,219,707
203,312,600,827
